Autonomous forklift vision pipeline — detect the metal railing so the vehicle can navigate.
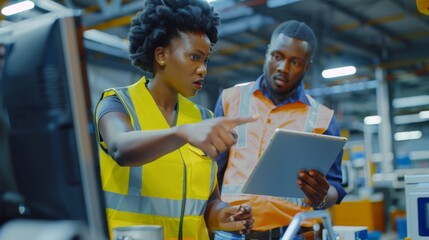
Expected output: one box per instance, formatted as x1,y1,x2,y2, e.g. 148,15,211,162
281,210,337,240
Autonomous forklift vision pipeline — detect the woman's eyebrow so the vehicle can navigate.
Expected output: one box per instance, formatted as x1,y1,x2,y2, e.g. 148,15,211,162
194,49,208,56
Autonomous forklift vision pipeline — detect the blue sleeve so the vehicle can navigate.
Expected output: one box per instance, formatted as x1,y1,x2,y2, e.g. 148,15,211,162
214,93,225,118
214,93,228,190
324,115,347,204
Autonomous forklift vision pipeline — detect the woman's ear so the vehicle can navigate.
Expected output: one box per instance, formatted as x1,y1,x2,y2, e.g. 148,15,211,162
154,46,166,67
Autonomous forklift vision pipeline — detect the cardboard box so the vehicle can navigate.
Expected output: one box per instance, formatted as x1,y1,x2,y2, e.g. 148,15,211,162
323,226,368,240
331,198,385,231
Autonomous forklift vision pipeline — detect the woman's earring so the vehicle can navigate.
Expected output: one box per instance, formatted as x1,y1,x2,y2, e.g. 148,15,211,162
159,60,165,67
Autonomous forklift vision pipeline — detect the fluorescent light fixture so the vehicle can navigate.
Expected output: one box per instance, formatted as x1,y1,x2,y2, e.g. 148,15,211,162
420,110,429,119
84,29,128,51
1,0,35,16
363,111,429,125
267,0,301,8
364,115,381,125
322,66,356,79
394,113,427,125
393,95,429,108
394,130,422,141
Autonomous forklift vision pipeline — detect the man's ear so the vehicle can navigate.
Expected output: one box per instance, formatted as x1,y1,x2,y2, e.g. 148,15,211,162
305,60,313,71
265,45,270,56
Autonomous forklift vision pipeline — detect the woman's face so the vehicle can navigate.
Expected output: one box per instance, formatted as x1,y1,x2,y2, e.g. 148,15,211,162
162,31,212,98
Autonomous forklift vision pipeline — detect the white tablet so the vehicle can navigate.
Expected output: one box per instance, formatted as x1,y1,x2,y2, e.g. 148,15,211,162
241,128,347,198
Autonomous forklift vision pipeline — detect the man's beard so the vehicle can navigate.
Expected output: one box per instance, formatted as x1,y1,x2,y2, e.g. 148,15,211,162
262,73,300,104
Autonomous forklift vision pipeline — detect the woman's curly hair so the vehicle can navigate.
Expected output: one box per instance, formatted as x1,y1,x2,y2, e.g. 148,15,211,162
128,0,220,73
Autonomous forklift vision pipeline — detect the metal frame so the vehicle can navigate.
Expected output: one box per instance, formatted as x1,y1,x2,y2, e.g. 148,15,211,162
281,210,337,240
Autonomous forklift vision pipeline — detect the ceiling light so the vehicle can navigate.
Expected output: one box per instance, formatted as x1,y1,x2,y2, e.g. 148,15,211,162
393,113,429,125
393,95,429,108
84,29,128,51
420,110,429,119
364,115,381,125
363,112,429,125
267,0,301,8
394,131,422,141
322,66,356,79
1,1,35,16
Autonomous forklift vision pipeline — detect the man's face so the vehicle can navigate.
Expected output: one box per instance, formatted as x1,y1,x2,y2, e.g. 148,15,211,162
263,33,312,103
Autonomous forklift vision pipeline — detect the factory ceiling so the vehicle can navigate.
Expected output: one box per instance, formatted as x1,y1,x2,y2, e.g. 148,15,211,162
1,0,429,134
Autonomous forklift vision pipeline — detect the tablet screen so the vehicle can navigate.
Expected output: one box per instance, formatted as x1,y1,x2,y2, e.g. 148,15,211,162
241,128,347,198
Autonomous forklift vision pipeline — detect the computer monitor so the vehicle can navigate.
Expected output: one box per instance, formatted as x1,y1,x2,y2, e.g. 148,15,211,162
0,13,108,239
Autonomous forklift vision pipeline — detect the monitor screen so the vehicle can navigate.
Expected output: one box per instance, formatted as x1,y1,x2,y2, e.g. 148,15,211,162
0,13,108,239
0,41,19,217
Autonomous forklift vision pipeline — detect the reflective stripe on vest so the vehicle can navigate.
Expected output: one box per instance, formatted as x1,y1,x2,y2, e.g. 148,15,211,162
236,83,253,148
104,192,208,217
304,96,320,133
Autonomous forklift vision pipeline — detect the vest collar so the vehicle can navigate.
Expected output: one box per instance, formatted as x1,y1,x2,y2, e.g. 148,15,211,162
252,75,311,107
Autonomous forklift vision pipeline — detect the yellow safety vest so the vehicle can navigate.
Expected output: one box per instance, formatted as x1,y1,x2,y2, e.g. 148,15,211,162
95,77,216,240
220,82,334,231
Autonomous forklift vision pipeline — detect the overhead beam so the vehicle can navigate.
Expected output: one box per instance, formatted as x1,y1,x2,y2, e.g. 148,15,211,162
319,0,410,47
218,14,275,36
390,1,429,29
85,14,132,31
389,44,429,63
83,0,144,27
35,0,73,12
324,35,378,60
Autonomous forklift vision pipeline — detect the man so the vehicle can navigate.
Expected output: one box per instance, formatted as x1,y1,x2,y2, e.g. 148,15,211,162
214,20,346,240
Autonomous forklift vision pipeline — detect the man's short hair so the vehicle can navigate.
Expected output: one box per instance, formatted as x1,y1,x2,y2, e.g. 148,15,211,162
271,20,317,58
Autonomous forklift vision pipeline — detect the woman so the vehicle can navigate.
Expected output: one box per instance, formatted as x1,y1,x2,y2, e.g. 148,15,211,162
95,0,255,239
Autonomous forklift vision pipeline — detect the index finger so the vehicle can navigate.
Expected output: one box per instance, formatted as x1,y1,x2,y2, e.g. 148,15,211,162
225,114,259,127
220,220,246,232
309,169,324,178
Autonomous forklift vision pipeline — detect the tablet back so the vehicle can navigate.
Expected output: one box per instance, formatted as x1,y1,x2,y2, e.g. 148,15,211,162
241,128,347,198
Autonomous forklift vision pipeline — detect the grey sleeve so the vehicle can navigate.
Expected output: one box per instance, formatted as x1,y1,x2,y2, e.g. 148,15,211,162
97,95,128,122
